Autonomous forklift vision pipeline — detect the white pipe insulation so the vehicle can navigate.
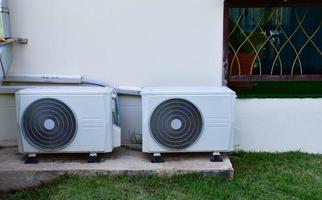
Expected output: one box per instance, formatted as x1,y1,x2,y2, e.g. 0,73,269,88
0,0,12,82
0,72,143,126
1,73,143,95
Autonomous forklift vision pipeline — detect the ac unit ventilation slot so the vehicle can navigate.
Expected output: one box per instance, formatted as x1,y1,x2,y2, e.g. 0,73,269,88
149,98,203,150
22,98,77,151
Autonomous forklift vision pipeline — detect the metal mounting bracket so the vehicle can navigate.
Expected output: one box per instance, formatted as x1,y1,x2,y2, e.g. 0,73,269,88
0,37,28,45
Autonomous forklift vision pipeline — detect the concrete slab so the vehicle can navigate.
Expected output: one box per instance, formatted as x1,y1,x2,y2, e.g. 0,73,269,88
0,147,234,192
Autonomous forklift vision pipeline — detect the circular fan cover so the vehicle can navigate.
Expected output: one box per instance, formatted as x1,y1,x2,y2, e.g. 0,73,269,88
149,98,203,150
22,98,77,151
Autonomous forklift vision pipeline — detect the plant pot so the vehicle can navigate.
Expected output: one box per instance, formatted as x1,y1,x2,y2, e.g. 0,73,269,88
229,52,256,75
228,52,256,89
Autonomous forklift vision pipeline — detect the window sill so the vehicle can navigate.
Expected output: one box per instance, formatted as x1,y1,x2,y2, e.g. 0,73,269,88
231,82,322,99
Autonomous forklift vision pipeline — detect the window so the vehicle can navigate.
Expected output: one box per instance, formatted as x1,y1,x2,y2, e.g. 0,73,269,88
225,0,322,83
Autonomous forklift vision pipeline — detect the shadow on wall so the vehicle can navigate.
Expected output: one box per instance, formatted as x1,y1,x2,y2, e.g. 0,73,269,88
0,95,17,142
119,95,142,145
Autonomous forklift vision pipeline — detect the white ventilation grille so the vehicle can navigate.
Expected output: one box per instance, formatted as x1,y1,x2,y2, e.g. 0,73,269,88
22,98,77,151
149,98,203,150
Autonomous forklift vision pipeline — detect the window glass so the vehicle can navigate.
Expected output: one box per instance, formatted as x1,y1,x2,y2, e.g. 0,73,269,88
228,7,322,76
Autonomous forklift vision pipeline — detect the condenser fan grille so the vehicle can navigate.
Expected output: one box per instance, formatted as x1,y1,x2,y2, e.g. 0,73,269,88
22,98,77,151
150,98,203,150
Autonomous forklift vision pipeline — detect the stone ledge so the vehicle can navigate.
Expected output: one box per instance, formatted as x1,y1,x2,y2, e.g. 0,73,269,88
0,147,234,192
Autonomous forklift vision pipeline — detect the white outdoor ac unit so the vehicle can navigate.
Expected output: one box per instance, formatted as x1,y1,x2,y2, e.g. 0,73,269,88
16,86,121,163
141,87,236,162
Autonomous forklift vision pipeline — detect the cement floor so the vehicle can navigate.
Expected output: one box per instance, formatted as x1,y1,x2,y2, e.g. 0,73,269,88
0,146,234,192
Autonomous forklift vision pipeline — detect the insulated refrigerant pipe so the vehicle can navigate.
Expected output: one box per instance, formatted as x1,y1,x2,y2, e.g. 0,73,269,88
0,73,143,126
1,73,142,95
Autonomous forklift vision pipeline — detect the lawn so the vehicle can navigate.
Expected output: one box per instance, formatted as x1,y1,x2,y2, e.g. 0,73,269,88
3,152,322,200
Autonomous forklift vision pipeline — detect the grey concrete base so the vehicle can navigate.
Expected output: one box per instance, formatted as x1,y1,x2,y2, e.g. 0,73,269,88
0,147,234,192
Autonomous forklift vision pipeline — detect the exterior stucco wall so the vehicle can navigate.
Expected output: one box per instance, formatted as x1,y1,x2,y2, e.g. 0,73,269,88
0,95,17,142
8,0,224,87
1,1,321,154
236,99,322,154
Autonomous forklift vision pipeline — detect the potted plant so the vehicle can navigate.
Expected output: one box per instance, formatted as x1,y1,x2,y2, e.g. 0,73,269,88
228,9,276,88
228,32,264,76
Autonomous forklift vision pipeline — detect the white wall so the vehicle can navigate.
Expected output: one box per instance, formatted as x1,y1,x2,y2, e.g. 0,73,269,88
0,95,17,142
8,0,224,87
2,0,226,146
2,1,322,154
236,99,322,154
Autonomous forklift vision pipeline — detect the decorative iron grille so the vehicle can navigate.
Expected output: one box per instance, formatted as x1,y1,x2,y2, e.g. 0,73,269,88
227,6,322,81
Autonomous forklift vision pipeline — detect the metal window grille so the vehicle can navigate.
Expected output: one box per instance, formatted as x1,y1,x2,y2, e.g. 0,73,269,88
225,1,322,82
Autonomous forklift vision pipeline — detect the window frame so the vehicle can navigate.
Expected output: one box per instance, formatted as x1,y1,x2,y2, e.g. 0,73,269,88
224,0,322,82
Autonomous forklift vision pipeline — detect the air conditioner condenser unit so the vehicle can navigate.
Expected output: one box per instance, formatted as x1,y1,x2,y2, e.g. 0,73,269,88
16,86,121,163
141,86,236,163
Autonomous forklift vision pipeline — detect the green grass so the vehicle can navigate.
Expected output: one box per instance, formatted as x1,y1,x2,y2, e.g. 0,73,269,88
3,152,322,200
235,82,322,98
